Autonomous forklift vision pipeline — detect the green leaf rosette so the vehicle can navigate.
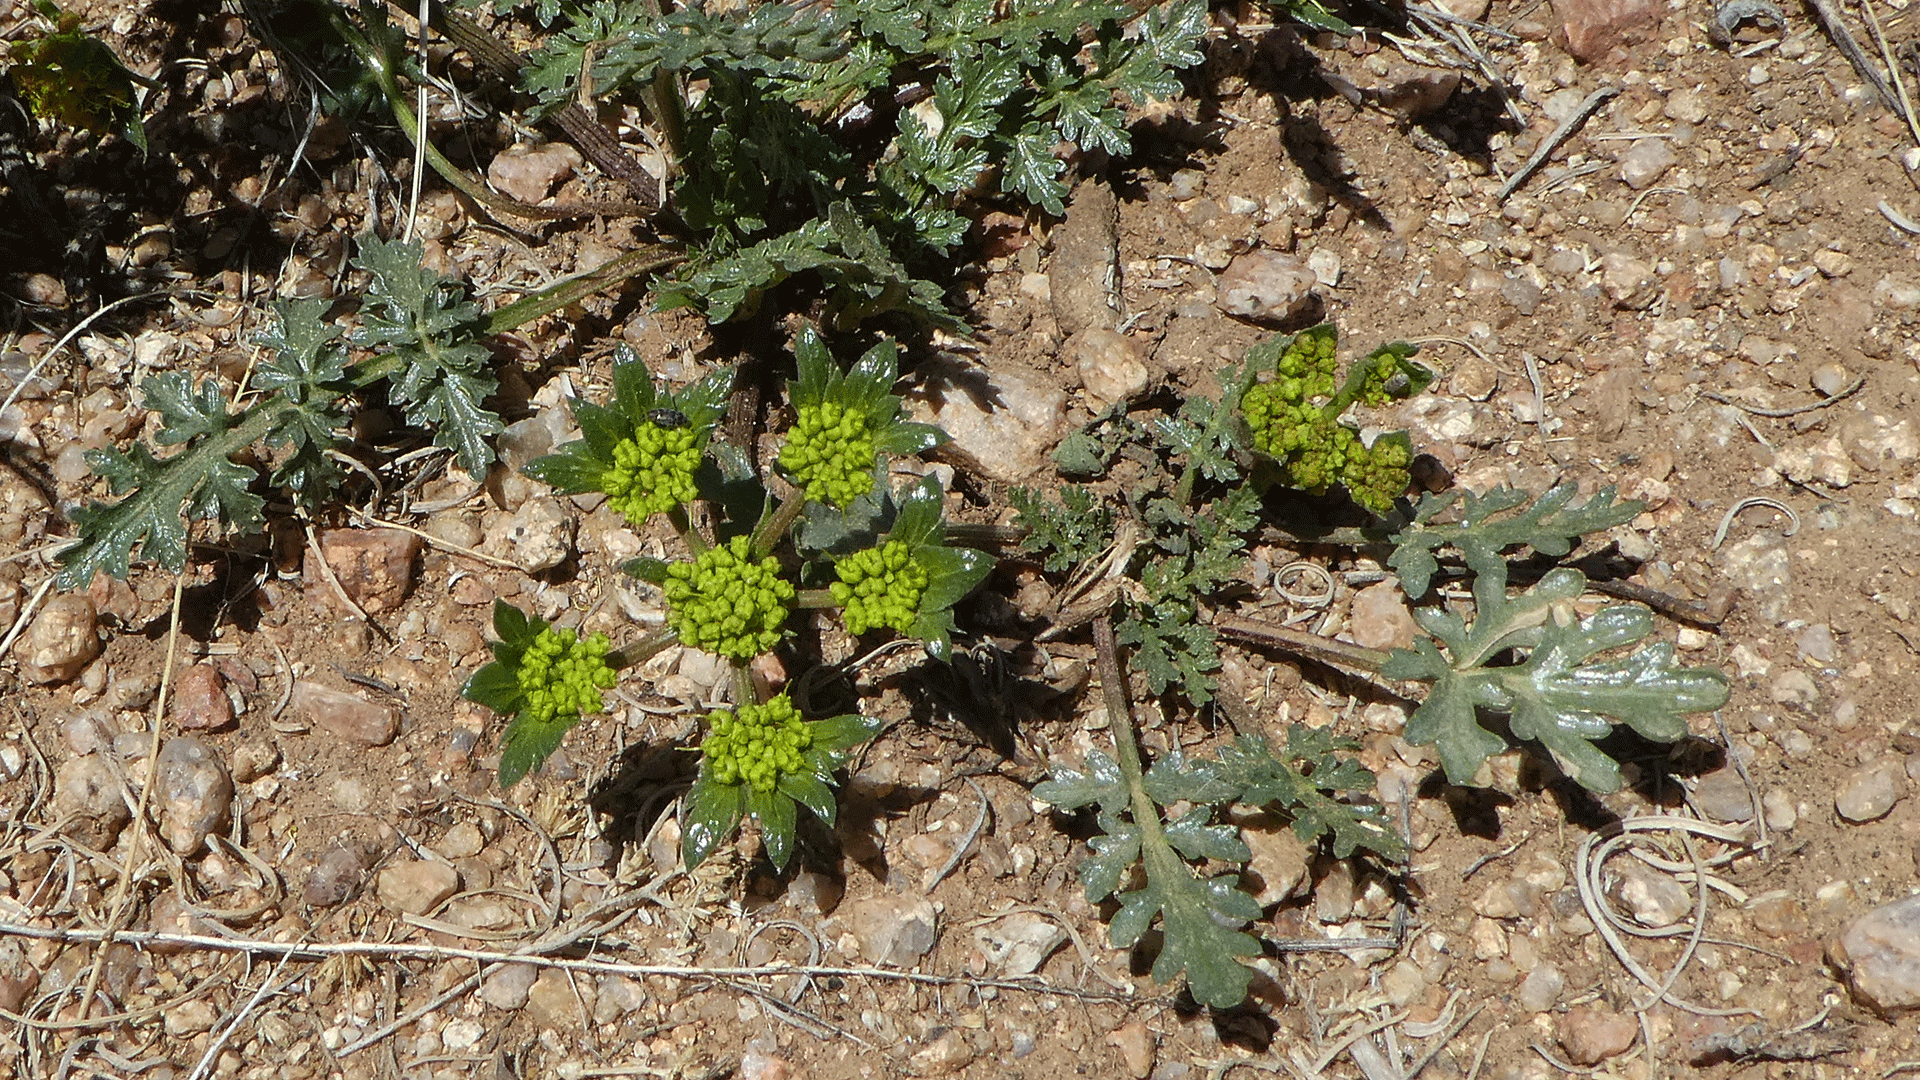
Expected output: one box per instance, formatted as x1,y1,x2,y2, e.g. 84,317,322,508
524,345,736,525
829,474,992,661
776,329,946,509
463,600,621,788
682,696,883,870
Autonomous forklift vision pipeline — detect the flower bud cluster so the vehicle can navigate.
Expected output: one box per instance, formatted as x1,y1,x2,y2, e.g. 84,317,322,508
664,535,796,659
702,694,812,793
778,401,875,506
601,420,700,523
830,539,928,636
516,628,617,725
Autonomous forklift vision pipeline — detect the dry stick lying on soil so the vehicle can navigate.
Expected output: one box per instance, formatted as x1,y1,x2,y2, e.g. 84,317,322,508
1806,0,1898,109
1497,86,1620,202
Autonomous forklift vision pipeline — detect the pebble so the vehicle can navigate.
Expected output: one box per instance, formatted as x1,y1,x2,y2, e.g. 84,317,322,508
1346,580,1419,651
1067,328,1152,412
594,974,647,1022
155,737,232,855
1875,275,1920,309
16,594,102,685
305,528,422,615
0,939,39,1012
303,846,368,908
1236,811,1311,904
1834,895,1920,1014
441,1019,486,1051
230,740,280,783
425,510,483,551
906,1029,973,1075
1600,252,1658,310
439,821,486,860
1664,87,1709,124
1106,1021,1155,1079
1557,1006,1640,1065
1795,623,1837,665
1216,251,1318,324
479,962,538,1010
1518,962,1565,1011
1718,535,1792,624
52,754,131,850
740,1052,798,1080
1049,181,1121,336
1690,767,1755,823
291,680,400,746
1450,357,1499,401
163,999,219,1037
905,360,1067,483
527,967,593,1028
1746,894,1807,938
834,892,939,967
972,912,1068,975
1618,139,1677,190
486,141,583,204
1616,862,1691,928
1762,788,1798,831
170,662,233,731
1836,759,1906,823
787,866,845,917
375,859,460,916
492,495,576,573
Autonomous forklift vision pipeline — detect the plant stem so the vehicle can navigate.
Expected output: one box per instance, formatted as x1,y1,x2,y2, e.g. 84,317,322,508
608,625,679,671
733,660,761,708
795,589,839,610
748,495,807,561
1212,613,1391,674
668,506,708,557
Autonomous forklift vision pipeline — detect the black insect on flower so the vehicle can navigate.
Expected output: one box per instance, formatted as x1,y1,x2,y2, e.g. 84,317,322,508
648,408,690,429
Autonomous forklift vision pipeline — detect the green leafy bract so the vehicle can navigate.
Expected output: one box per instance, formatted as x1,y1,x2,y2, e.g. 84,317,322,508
523,345,735,524
844,475,992,660
464,600,627,788
776,329,945,509
683,702,883,870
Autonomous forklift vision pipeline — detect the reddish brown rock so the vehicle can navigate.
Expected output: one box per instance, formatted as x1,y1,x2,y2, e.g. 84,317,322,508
291,680,400,746
170,663,234,731
303,528,422,615
1550,0,1664,63
487,141,583,204
1557,1006,1639,1065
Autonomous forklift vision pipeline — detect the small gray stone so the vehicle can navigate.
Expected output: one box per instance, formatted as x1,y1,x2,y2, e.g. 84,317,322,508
479,963,538,1010
492,496,575,573
1762,788,1798,831
1834,895,1920,1014
1616,861,1691,928
303,846,368,908
291,680,399,747
906,359,1067,484
1236,811,1311,905
375,859,460,916
52,754,131,850
907,1029,973,1076
593,975,647,1023
1665,87,1710,124
1836,760,1906,823
1216,251,1318,324
1874,275,1920,309
16,595,101,685
973,912,1068,976
1518,962,1565,1012
0,939,40,1012
1795,623,1837,665
230,740,280,783
155,737,232,855
837,892,939,967
1450,357,1499,401
1690,768,1755,823
1618,139,1677,190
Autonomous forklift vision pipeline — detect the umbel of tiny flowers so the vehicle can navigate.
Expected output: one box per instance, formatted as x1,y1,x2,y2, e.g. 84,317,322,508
523,344,735,526
821,475,993,660
663,534,797,660
775,329,946,510
463,600,637,787
1238,324,1430,514
682,693,883,870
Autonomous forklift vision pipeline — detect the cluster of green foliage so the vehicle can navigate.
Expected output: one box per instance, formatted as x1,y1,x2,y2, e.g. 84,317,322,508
4,0,148,149
518,0,1208,327
54,238,523,589
1018,327,1730,1008
465,330,992,868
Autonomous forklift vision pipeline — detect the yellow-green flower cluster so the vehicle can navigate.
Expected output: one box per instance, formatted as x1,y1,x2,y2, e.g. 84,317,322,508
1242,383,1333,460
702,695,813,793
516,628,617,725
1339,435,1412,514
601,420,700,523
664,535,796,659
778,401,876,506
830,539,928,636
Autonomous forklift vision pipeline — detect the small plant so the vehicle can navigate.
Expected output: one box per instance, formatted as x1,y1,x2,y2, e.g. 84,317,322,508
55,237,661,589
5,0,149,150
517,0,1208,326
1021,323,1729,1008
463,329,993,869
